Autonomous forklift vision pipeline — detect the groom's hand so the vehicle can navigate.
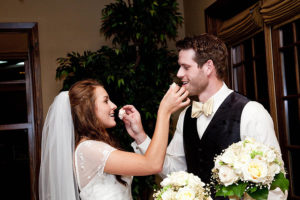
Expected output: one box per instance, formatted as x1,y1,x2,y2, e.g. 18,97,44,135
121,105,147,145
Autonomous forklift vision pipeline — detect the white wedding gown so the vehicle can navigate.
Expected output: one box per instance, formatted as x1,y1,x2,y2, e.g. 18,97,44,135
74,140,133,200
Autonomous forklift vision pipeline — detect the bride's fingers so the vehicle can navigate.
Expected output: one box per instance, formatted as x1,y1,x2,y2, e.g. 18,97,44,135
168,82,180,93
180,97,191,107
178,90,189,101
176,86,187,97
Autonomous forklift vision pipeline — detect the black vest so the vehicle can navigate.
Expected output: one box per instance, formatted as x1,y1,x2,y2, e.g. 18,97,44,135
183,92,249,199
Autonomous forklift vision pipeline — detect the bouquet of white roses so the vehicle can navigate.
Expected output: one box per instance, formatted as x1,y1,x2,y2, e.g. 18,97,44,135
212,137,289,200
153,171,212,200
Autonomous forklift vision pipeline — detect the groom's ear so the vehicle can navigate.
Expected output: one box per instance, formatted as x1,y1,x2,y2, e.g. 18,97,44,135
204,59,214,76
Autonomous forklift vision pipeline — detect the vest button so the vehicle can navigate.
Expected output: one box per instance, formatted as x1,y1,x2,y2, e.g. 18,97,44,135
198,148,202,152
199,158,204,162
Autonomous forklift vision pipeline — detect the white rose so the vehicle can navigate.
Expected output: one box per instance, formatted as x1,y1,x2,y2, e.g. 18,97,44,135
170,171,189,187
118,108,126,120
160,177,171,187
242,138,258,153
265,150,276,162
238,151,251,164
214,157,223,168
242,159,268,183
175,187,195,200
220,149,236,164
188,173,204,187
161,189,176,200
233,160,245,175
218,165,239,186
269,163,281,177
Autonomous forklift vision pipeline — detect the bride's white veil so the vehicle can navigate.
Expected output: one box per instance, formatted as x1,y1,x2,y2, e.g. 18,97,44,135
39,91,80,200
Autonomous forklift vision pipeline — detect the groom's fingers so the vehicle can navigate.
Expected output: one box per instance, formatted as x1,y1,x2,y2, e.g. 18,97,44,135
129,105,138,113
122,105,135,114
122,105,133,110
122,115,133,125
123,105,138,113
122,117,130,125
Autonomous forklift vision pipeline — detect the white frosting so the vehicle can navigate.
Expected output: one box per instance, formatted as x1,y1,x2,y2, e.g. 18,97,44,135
170,82,176,88
118,108,126,120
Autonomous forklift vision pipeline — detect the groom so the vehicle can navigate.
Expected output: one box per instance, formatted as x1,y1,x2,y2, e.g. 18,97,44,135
128,33,286,199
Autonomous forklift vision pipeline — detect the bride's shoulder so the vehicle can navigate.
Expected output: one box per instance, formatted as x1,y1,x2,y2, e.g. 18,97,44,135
75,140,116,164
77,140,115,153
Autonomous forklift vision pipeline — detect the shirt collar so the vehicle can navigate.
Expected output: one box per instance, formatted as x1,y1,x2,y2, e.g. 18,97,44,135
210,82,233,112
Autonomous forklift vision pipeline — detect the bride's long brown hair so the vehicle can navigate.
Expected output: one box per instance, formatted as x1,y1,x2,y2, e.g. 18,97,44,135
69,79,126,185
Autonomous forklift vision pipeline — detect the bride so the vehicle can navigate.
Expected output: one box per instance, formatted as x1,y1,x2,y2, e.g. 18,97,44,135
39,79,189,200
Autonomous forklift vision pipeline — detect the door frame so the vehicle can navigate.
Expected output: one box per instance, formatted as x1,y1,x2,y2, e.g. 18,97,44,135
0,22,43,200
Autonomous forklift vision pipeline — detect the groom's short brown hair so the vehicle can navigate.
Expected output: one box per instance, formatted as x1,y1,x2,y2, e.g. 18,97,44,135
176,33,228,80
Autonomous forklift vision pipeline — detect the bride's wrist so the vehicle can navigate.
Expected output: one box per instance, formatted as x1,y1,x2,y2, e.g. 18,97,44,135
157,107,171,119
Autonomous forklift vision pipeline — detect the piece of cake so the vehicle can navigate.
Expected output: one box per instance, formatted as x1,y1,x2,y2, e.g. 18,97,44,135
118,108,126,120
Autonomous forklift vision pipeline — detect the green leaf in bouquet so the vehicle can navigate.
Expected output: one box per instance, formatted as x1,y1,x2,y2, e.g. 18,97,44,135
219,161,226,166
232,182,248,198
247,185,257,193
247,187,269,200
270,172,289,193
216,185,234,197
250,150,263,159
216,182,247,198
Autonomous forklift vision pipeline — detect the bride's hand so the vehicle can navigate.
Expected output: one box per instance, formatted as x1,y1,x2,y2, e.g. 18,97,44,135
121,105,147,144
159,83,190,116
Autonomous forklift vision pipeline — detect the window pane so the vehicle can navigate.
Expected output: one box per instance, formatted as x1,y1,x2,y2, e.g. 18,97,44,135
243,39,252,62
243,38,255,100
0,129,30,200
0,60,25,81
281,23,294,47
244,61,255,100
296,19,300,42
298,46,300,86
0,84,28,124
284,99,300,145
281,48,297,96
289,150,300,196
256,57,270,111
254,32,265,56
232,45,241,65
233,65,245,94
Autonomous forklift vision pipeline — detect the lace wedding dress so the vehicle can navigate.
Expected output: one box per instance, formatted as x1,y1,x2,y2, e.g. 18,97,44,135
74,140,133,200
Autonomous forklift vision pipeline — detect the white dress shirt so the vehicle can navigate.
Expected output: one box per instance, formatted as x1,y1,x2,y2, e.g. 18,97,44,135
132,83,287,200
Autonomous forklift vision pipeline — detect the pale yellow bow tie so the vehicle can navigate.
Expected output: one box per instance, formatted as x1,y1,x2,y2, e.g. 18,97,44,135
191,98,214,118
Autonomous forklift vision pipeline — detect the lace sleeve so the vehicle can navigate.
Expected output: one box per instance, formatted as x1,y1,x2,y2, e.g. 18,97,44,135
75,140,116,189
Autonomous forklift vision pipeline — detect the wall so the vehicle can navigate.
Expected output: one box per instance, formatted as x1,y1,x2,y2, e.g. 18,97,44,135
182,0,216,36
0,0,184,119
